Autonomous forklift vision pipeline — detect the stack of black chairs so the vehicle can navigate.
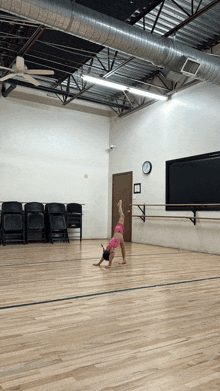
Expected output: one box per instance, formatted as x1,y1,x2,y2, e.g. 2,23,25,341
25,202,46,244
66,203,82,241
1,202,25,246
45,203,69,244
0,201,82,245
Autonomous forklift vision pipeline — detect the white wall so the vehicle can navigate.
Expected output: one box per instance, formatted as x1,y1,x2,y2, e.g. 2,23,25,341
0,97,110,239
2,82,220,250
109,82,220,254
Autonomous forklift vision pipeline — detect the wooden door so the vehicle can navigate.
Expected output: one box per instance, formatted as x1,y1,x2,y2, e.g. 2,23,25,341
112,171,132,242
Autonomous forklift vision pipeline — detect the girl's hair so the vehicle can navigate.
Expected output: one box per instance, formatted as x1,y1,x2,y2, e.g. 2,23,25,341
101,244,109,261
103,250,110,261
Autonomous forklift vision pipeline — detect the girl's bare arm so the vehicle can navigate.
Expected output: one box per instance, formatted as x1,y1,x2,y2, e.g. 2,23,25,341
105,249,115,269
93,256,104,266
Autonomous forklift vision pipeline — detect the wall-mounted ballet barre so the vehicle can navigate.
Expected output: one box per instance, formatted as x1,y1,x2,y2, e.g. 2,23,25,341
131,203,220,206
130,203,220,225
132,215,220,221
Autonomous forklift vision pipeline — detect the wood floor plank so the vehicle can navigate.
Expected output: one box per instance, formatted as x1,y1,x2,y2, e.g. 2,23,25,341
0,240,220,390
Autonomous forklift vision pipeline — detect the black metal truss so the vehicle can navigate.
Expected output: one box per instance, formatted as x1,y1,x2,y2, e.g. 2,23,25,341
59,0,220,115
108,0,220,116
197,33,220,51
0,0,220,114
53,0,163,89
128,0,164,24
164,0,220,37
0,25,46,79
2,78,131,110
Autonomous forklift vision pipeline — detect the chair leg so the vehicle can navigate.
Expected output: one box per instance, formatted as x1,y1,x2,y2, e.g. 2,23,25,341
50,231,53,244
2,231,5,246
66,229,70,243
23,229,26,245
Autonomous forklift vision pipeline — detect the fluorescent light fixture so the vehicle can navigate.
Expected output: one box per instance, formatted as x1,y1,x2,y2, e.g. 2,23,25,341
81,75,127,91
81,74,167,101
128,87,166,100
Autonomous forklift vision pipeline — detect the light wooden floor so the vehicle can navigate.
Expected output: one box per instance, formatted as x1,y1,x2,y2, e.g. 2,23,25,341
0,239,220,391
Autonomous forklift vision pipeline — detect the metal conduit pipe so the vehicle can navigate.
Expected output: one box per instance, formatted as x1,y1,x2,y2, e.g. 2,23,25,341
1,0,220,85
1,82,16,97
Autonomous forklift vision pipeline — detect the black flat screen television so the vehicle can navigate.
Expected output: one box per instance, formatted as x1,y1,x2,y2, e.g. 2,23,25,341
166,151,220,211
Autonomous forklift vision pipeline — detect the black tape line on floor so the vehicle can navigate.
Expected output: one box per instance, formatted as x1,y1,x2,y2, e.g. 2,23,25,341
0,252,195,268
1,276,220,311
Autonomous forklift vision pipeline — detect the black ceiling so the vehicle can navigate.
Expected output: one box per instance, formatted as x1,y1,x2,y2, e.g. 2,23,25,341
75,0,150,20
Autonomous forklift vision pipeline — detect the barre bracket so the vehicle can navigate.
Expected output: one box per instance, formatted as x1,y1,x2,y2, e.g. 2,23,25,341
189,209,197,225
135,205,197,225
138,205,145,222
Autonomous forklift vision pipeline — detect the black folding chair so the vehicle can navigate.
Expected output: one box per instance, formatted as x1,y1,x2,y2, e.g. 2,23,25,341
25,202,46,244
1,202,25,245
66,203,82,241
45,203,69,244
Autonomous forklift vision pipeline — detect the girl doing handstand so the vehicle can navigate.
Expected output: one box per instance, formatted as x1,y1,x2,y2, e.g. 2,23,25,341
93,200,126,269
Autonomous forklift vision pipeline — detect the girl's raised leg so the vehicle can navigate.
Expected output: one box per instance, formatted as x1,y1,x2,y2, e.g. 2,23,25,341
117,200,125,225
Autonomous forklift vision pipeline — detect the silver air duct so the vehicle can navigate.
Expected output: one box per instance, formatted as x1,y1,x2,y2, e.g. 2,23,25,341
1,0,220,85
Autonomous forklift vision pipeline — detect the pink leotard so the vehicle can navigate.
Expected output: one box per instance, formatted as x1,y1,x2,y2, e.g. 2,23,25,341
114,223,123,235
106,223,124,250
106,237,120,250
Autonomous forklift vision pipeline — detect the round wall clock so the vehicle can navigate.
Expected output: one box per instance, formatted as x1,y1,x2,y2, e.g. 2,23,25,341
142,161,152,174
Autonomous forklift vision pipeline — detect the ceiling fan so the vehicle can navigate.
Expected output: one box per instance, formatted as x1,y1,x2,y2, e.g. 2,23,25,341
0,56,54,86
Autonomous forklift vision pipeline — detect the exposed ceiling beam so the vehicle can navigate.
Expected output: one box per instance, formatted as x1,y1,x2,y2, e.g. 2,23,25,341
119,0,220,113
1,25,46,78
63,54,137,106
1,0,219,112
128,0,164,25
164,0,220,37
197,34,220,51
54,0,164,88
17,25,46,56
62,0,220,109
3,79,131,110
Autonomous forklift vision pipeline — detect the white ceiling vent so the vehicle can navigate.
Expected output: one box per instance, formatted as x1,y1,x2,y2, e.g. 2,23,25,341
181,58,202,76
